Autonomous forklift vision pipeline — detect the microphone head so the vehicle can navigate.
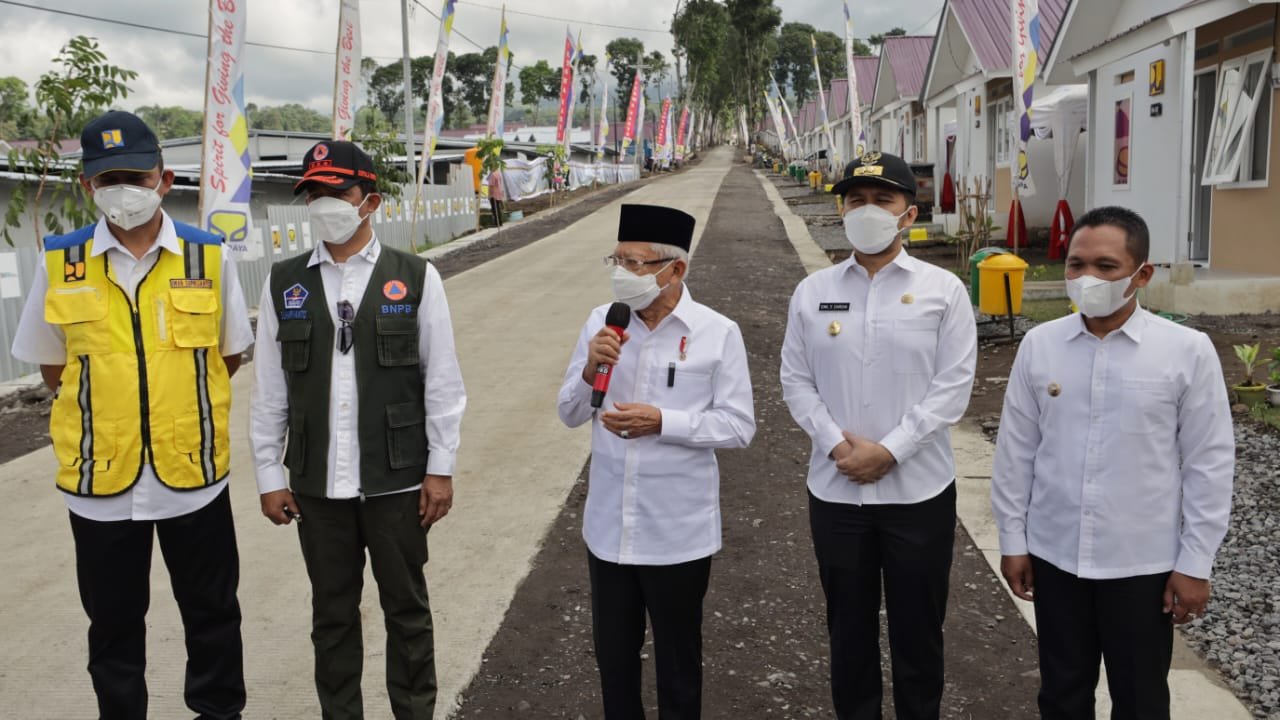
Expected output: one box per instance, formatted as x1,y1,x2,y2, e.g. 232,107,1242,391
605,302,631,329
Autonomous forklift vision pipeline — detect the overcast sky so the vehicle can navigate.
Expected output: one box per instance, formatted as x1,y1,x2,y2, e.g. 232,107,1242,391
0,0,944,112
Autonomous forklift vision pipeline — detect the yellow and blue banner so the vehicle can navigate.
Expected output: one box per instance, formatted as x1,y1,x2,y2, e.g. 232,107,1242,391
485,6,509,139
1013,0,1039,196
418,0,456,188
199,0,252,259
844,1,866,158
812,34,840,173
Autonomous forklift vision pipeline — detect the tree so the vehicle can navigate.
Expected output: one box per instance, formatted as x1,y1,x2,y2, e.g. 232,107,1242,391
726,0,782,129
517,60,559,124
606,38,645,110
673,0,731,115
452,49,494,121
0,76,33,141
133,105,203,140
645,51,670,96
869,27,907,48
852,37,873,56
578,53,599,108
247,103,329,133
4,36,137,245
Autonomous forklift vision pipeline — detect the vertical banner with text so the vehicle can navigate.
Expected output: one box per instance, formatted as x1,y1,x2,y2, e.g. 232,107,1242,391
418,0,456,189
199,0,253,260
844,1,866,158
485,6,509,138
332,0,360,140
620,70,643,162
555,29,575,144
1013,0,1039,197
596,61,609,160
675,105,690,161
812,33,840,173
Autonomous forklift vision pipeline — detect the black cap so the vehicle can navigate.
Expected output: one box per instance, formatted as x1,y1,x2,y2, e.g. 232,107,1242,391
830,151,916,199
617,204,696,253
80,111,161,179
294,140,378,194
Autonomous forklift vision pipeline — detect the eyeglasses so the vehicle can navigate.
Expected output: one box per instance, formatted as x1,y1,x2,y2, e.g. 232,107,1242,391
603,255,675,273
337,300,354,354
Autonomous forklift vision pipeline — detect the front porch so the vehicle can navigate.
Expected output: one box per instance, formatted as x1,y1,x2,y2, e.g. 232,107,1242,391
1144,265,1280,315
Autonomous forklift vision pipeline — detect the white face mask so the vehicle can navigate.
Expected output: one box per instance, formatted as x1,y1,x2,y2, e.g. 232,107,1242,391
1066,266,1144,318
93,182,163,231
610,262,671,311
308,195,372,246
842,204,910,255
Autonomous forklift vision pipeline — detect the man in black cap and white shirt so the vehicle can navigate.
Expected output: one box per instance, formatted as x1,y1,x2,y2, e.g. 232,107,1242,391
250,140,466,719
781,152,977,720
558,203,756,719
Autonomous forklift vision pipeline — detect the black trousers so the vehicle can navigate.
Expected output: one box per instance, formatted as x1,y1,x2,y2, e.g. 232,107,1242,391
1031,556,1174,720
489,198,504,226
588,551,712,720
294,491,436,720
808,482,957,720
68,486,245,720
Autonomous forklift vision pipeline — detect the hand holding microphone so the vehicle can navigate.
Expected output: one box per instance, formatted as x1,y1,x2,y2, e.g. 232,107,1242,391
586,302,632,408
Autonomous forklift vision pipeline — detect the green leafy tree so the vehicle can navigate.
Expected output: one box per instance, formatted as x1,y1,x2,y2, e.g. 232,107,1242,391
578,53,599,108
518,59,559,124
0,76,34,140
645,51,670,95
727,0,782,128
673,0,730,116
133,105,203,139
247,103,330,133
4,36,137,246
869,27,907,48
351,111,411,200
452,49,495,122
606,37,646,110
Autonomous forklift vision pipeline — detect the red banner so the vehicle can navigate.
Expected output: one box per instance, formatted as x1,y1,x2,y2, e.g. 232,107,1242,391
655,97,672,149
622,71,643,144
555,31,574,144
675,106,690,157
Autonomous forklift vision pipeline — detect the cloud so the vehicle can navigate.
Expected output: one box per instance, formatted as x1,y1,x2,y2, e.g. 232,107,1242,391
0,0,942,111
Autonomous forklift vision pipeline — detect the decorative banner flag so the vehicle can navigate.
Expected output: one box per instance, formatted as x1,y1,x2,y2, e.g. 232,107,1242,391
332,0,361,140
620,70,643,162
485,5,509,138
773,73,800,161
555,28,575,144
662,99,675,164
1012,0,1039,197
198,0,252,260
688,108,696,151
655,97,671,159
812,34,841,173
844,1,866,158
563,31,583,156
675,105,690,161
417,0,456,189
635,88,646,165
596,59,609,160
765,77,790,161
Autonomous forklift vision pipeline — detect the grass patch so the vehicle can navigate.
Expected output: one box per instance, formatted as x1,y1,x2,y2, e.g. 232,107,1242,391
1249,401,1280,432
1019,298,1074,324
1025,263,1065,282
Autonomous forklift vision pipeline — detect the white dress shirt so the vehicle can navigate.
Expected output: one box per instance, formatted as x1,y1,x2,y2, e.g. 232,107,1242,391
991,307,1235,580
10,213,255,521
250,236,466,498
558,288,756,566
780,250,977,505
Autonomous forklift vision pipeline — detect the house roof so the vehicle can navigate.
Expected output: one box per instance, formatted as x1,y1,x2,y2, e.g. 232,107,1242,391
828,79,850,121
853,56,879,106
883,36,935,98
953,0,1070,72
801,100,816,133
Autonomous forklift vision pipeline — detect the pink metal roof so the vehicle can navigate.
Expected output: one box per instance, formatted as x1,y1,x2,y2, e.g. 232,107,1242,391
828,79,850,120
801,100,816,133
883,36,934,98
952,0,1069,72
853,56,879,106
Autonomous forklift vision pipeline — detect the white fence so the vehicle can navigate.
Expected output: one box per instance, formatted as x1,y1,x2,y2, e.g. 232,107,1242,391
500,158,640,201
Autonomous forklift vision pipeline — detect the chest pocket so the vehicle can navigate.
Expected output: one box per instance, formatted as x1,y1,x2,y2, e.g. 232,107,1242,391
648,365,715,411
277,320,312,372
892,316,940,374
169,289,220,348
46,284,112,355
376,316,419,367
1118,378,1177,436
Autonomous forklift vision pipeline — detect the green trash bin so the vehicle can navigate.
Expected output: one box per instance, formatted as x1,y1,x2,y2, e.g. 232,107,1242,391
968,247,1009,306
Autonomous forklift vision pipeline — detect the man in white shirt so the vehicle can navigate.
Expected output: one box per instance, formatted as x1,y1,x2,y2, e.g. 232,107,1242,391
558,204,756,719
991,206,1235,719
781,152,977,720
11,110,252,719
250,141,466,719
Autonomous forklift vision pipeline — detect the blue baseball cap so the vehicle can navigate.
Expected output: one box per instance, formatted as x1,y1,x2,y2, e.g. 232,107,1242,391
80,110,161,179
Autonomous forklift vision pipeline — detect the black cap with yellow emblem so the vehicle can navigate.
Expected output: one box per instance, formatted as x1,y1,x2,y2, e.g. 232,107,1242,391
830,151,917,200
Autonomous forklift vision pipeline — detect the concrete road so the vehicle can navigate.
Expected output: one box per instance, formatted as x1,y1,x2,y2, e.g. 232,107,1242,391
0,148,734,719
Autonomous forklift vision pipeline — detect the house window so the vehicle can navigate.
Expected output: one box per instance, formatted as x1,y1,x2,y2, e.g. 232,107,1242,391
1203,48,1273,185
992,96,1014,166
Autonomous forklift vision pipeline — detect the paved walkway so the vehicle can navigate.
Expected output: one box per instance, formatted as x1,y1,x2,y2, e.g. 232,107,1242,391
0,149,734,719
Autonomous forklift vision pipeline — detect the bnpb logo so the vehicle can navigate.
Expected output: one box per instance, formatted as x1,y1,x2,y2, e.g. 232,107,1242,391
383,280,408,301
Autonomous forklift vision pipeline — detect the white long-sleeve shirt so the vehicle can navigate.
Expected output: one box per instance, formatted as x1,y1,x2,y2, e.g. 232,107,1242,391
990,307,1235,580
11,213,254,521
780,250,977,505
250,236,466,498
558,288,756,566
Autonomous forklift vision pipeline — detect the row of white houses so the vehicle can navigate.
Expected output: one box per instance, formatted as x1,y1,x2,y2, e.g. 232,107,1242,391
760,0,1280,313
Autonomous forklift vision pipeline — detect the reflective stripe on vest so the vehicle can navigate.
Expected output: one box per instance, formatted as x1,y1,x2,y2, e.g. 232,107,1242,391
43,226,231,496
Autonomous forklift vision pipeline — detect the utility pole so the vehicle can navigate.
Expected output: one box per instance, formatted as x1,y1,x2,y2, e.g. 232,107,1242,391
400,0,416,184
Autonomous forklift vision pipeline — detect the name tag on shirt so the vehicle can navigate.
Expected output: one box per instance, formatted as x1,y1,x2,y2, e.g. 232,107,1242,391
819,302,850,312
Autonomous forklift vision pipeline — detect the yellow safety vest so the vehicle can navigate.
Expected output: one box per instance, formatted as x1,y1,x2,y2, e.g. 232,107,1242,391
43,222,231,496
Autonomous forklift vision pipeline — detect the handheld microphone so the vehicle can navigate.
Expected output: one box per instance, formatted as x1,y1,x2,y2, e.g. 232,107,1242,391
590,302,632,408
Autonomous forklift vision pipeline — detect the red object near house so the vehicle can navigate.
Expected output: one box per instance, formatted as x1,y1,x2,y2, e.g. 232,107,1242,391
1006,199,1028,250
1049,199,1074,260
941,172,956,213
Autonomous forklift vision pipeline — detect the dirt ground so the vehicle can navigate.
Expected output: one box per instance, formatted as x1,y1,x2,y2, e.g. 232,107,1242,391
454,158,1042,718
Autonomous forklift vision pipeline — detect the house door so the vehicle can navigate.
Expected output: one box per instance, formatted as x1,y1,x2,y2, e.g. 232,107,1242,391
1190,68,1215,262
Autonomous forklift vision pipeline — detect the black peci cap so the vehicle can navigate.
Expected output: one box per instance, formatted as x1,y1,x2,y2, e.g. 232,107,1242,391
617,204,696,253
80,111,162,179
294,140,378,194
830,151,917,200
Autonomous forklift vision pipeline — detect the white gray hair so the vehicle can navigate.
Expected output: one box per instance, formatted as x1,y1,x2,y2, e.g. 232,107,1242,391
652,243,690,267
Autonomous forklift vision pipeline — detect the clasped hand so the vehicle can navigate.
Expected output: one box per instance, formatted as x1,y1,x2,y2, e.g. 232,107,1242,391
832,430,896,484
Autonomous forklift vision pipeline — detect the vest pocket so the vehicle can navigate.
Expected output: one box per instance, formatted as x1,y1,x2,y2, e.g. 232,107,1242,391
385,400,427,470
46,285,112,355
284,407,307,474
277,320,313,372
376,316,420,367
169,289,220,348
